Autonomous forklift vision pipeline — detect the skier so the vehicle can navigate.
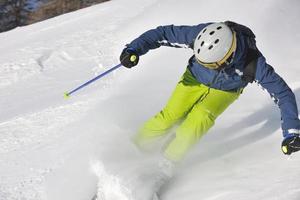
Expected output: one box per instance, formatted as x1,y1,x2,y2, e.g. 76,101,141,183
119,21,300,199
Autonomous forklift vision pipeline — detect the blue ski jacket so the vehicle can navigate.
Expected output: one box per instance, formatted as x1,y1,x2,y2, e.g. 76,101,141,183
126,22,300,137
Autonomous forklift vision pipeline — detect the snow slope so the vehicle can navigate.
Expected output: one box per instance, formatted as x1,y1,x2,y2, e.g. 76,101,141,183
1,0,300,200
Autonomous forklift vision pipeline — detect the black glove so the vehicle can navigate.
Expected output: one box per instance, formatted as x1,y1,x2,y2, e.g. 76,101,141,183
120,48,139,68
281,135,300,155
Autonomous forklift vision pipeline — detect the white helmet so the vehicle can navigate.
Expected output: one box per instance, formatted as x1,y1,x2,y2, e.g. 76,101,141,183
194,22,236,68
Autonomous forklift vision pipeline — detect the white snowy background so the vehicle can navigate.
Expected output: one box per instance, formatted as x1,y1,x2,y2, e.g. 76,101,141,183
1,0,300,199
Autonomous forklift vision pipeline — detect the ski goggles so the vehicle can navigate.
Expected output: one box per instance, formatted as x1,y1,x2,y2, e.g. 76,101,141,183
196,31,237,70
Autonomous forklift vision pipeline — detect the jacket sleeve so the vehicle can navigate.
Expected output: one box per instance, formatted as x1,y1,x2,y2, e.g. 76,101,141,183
126,24,209,56
255,56,300,137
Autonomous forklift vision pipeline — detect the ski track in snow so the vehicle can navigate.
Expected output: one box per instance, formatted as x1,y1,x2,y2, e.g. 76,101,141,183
0,100,91,154
0,98,96,200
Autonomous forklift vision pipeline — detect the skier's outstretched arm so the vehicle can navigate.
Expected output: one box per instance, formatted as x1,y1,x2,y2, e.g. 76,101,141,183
255,56,300,154
120,23,209,68
126,24,209,55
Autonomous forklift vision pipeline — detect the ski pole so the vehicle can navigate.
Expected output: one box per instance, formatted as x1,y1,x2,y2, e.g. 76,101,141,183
64,63,122,98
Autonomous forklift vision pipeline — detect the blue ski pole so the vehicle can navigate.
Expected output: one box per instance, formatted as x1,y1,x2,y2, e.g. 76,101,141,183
64,63,122,98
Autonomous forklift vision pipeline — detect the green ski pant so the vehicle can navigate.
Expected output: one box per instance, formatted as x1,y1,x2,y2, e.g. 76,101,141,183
134,69,241,161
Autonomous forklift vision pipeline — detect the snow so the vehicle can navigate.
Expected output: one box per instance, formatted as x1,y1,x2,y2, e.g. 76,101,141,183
0,0,300,200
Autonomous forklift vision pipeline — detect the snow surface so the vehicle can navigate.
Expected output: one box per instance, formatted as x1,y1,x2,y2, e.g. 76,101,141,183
1,0,300,200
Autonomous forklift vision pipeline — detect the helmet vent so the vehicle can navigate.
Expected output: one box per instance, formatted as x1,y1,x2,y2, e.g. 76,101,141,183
201,41,204,47
197,49,201,54
197,35,201,40
202,28,207,33
214,39,219,44
217,26,222,30
209,31,215,35
208,45,213,50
